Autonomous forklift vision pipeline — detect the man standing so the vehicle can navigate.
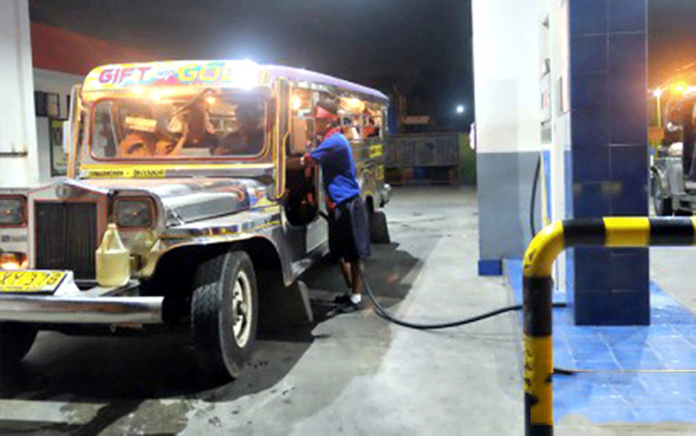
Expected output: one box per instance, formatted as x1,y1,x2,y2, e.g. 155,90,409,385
300,98,371,311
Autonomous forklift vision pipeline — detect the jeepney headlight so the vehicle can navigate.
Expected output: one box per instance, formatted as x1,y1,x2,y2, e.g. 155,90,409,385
114,198,155,228
0,196,26,226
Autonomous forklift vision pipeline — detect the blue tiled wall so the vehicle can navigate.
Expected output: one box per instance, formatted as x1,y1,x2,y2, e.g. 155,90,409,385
568,0,649,325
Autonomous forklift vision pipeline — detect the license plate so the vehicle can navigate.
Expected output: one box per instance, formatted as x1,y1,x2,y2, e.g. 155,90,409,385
0,271,67,294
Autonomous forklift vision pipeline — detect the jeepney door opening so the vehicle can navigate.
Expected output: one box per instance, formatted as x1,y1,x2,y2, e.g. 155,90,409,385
284,88,321,226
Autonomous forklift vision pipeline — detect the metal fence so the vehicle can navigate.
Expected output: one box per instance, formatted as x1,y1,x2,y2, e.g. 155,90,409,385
385,133,460,168
385,133,461,185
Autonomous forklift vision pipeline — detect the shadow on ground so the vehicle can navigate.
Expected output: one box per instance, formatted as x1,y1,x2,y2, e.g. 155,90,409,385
302,242,423,309
0,241,424,435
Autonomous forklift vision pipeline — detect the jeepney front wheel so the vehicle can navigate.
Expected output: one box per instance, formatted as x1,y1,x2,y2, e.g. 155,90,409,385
191,251,258,382
0,323,38,382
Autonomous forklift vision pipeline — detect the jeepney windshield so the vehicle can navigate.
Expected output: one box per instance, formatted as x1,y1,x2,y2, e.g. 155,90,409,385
90,90,267,159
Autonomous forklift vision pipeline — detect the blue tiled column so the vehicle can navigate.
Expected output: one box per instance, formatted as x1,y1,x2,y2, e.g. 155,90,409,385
569,0,649,325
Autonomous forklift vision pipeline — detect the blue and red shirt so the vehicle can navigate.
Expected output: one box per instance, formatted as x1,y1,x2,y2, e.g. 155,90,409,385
305,128,360,206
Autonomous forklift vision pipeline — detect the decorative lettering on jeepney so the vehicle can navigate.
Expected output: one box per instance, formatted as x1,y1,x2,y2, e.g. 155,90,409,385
85,169,130,178
84,168,167,178
203,65,222,81
178,64,233,84
85,61,267,92
98,66,152,85
178,66,197,83
133,168,167,178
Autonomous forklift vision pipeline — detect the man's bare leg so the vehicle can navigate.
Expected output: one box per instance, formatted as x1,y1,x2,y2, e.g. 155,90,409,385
335,259,364,309
350,259,364,296
350,259,363,304
338,258,352,288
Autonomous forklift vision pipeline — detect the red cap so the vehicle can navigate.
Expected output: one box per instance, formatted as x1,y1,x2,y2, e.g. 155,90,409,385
315,106,339,121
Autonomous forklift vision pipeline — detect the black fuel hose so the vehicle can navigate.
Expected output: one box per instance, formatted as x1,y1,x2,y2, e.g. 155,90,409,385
359,269,582,376
530,154,541,237
359,269,567,330
317,210,567,329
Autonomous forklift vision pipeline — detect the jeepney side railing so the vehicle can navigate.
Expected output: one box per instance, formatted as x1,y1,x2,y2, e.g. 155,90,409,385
276,78,291,199
523,217,696,436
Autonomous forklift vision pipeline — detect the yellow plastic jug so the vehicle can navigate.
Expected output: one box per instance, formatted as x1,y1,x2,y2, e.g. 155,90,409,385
96,223,130,287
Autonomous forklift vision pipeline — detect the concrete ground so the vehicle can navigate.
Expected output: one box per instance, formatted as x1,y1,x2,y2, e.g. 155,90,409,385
0,186,694,435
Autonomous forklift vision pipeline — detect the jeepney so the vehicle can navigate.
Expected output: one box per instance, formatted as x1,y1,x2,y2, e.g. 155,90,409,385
0,60,391,383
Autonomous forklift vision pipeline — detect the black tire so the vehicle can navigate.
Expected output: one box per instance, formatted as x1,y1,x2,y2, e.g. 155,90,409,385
191,251,258,381
0,323,38,382
369,211,391,244
651,175,672,216
655,197,673,216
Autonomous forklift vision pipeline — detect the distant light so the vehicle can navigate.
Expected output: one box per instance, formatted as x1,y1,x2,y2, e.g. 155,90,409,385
653,88,663,98
456,105,465,114
671,82,688,95
152,89,174,103
234,62,260,90
343,97,365,112
292,96,302,111
131,86,144,95
205,96,217,105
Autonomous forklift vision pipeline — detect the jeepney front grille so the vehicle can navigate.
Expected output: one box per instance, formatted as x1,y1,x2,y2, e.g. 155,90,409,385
35,202,98,279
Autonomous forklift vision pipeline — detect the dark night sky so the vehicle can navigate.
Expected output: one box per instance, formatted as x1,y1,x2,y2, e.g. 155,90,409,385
29,0,473,126
649,0,696,87
29,1,696,124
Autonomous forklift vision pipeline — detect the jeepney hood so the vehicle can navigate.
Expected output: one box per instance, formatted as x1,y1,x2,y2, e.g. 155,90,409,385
73,178,269,225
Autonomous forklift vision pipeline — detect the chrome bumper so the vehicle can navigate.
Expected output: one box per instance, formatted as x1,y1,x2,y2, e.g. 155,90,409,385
0,294,163,324
0,271,163,324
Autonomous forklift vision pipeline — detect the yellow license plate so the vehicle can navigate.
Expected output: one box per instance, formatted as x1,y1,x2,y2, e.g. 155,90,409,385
0,271,67,294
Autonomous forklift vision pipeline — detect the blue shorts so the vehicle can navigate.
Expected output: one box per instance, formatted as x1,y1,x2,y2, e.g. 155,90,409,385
329,196,371,261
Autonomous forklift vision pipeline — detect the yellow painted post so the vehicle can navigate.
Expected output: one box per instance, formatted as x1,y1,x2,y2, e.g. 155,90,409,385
522,216,696,436
523,221,564,436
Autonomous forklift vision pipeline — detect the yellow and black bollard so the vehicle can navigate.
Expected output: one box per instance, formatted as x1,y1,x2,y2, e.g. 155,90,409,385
523,217,696,436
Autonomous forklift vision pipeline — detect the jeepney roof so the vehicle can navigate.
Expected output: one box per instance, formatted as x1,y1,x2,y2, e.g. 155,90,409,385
264,65,389,102
83,60,389,103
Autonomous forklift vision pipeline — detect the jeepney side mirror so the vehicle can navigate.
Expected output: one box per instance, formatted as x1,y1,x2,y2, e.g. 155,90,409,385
291,117,315,155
